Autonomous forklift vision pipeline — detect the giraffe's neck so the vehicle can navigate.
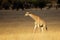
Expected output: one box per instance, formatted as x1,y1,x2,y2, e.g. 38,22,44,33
28,13,39,21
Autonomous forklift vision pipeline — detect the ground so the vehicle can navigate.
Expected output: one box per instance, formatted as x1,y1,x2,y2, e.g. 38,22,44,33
0,8,60,40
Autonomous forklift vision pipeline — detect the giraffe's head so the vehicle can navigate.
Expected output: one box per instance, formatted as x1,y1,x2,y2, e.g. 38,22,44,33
25,12,30,16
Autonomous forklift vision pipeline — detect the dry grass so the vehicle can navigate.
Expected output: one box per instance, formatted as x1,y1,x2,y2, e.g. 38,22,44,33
0,31,60,40
0,24,60,40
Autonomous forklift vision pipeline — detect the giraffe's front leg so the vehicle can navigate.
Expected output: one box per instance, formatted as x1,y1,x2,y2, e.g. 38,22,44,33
37,24,40,28
33,22,37,33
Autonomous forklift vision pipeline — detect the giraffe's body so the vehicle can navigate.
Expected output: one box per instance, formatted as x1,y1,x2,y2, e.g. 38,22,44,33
25,12,47,32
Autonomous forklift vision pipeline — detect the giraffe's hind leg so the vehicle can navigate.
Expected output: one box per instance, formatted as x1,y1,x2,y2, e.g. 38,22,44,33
45,25,48,31
42,24,48,32
40,25,44,32
41,27,44,32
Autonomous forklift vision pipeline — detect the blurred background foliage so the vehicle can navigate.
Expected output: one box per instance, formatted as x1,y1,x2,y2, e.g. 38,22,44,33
0,0,60,10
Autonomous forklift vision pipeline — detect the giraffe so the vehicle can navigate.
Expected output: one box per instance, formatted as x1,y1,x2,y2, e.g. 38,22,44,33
25,12,47,32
